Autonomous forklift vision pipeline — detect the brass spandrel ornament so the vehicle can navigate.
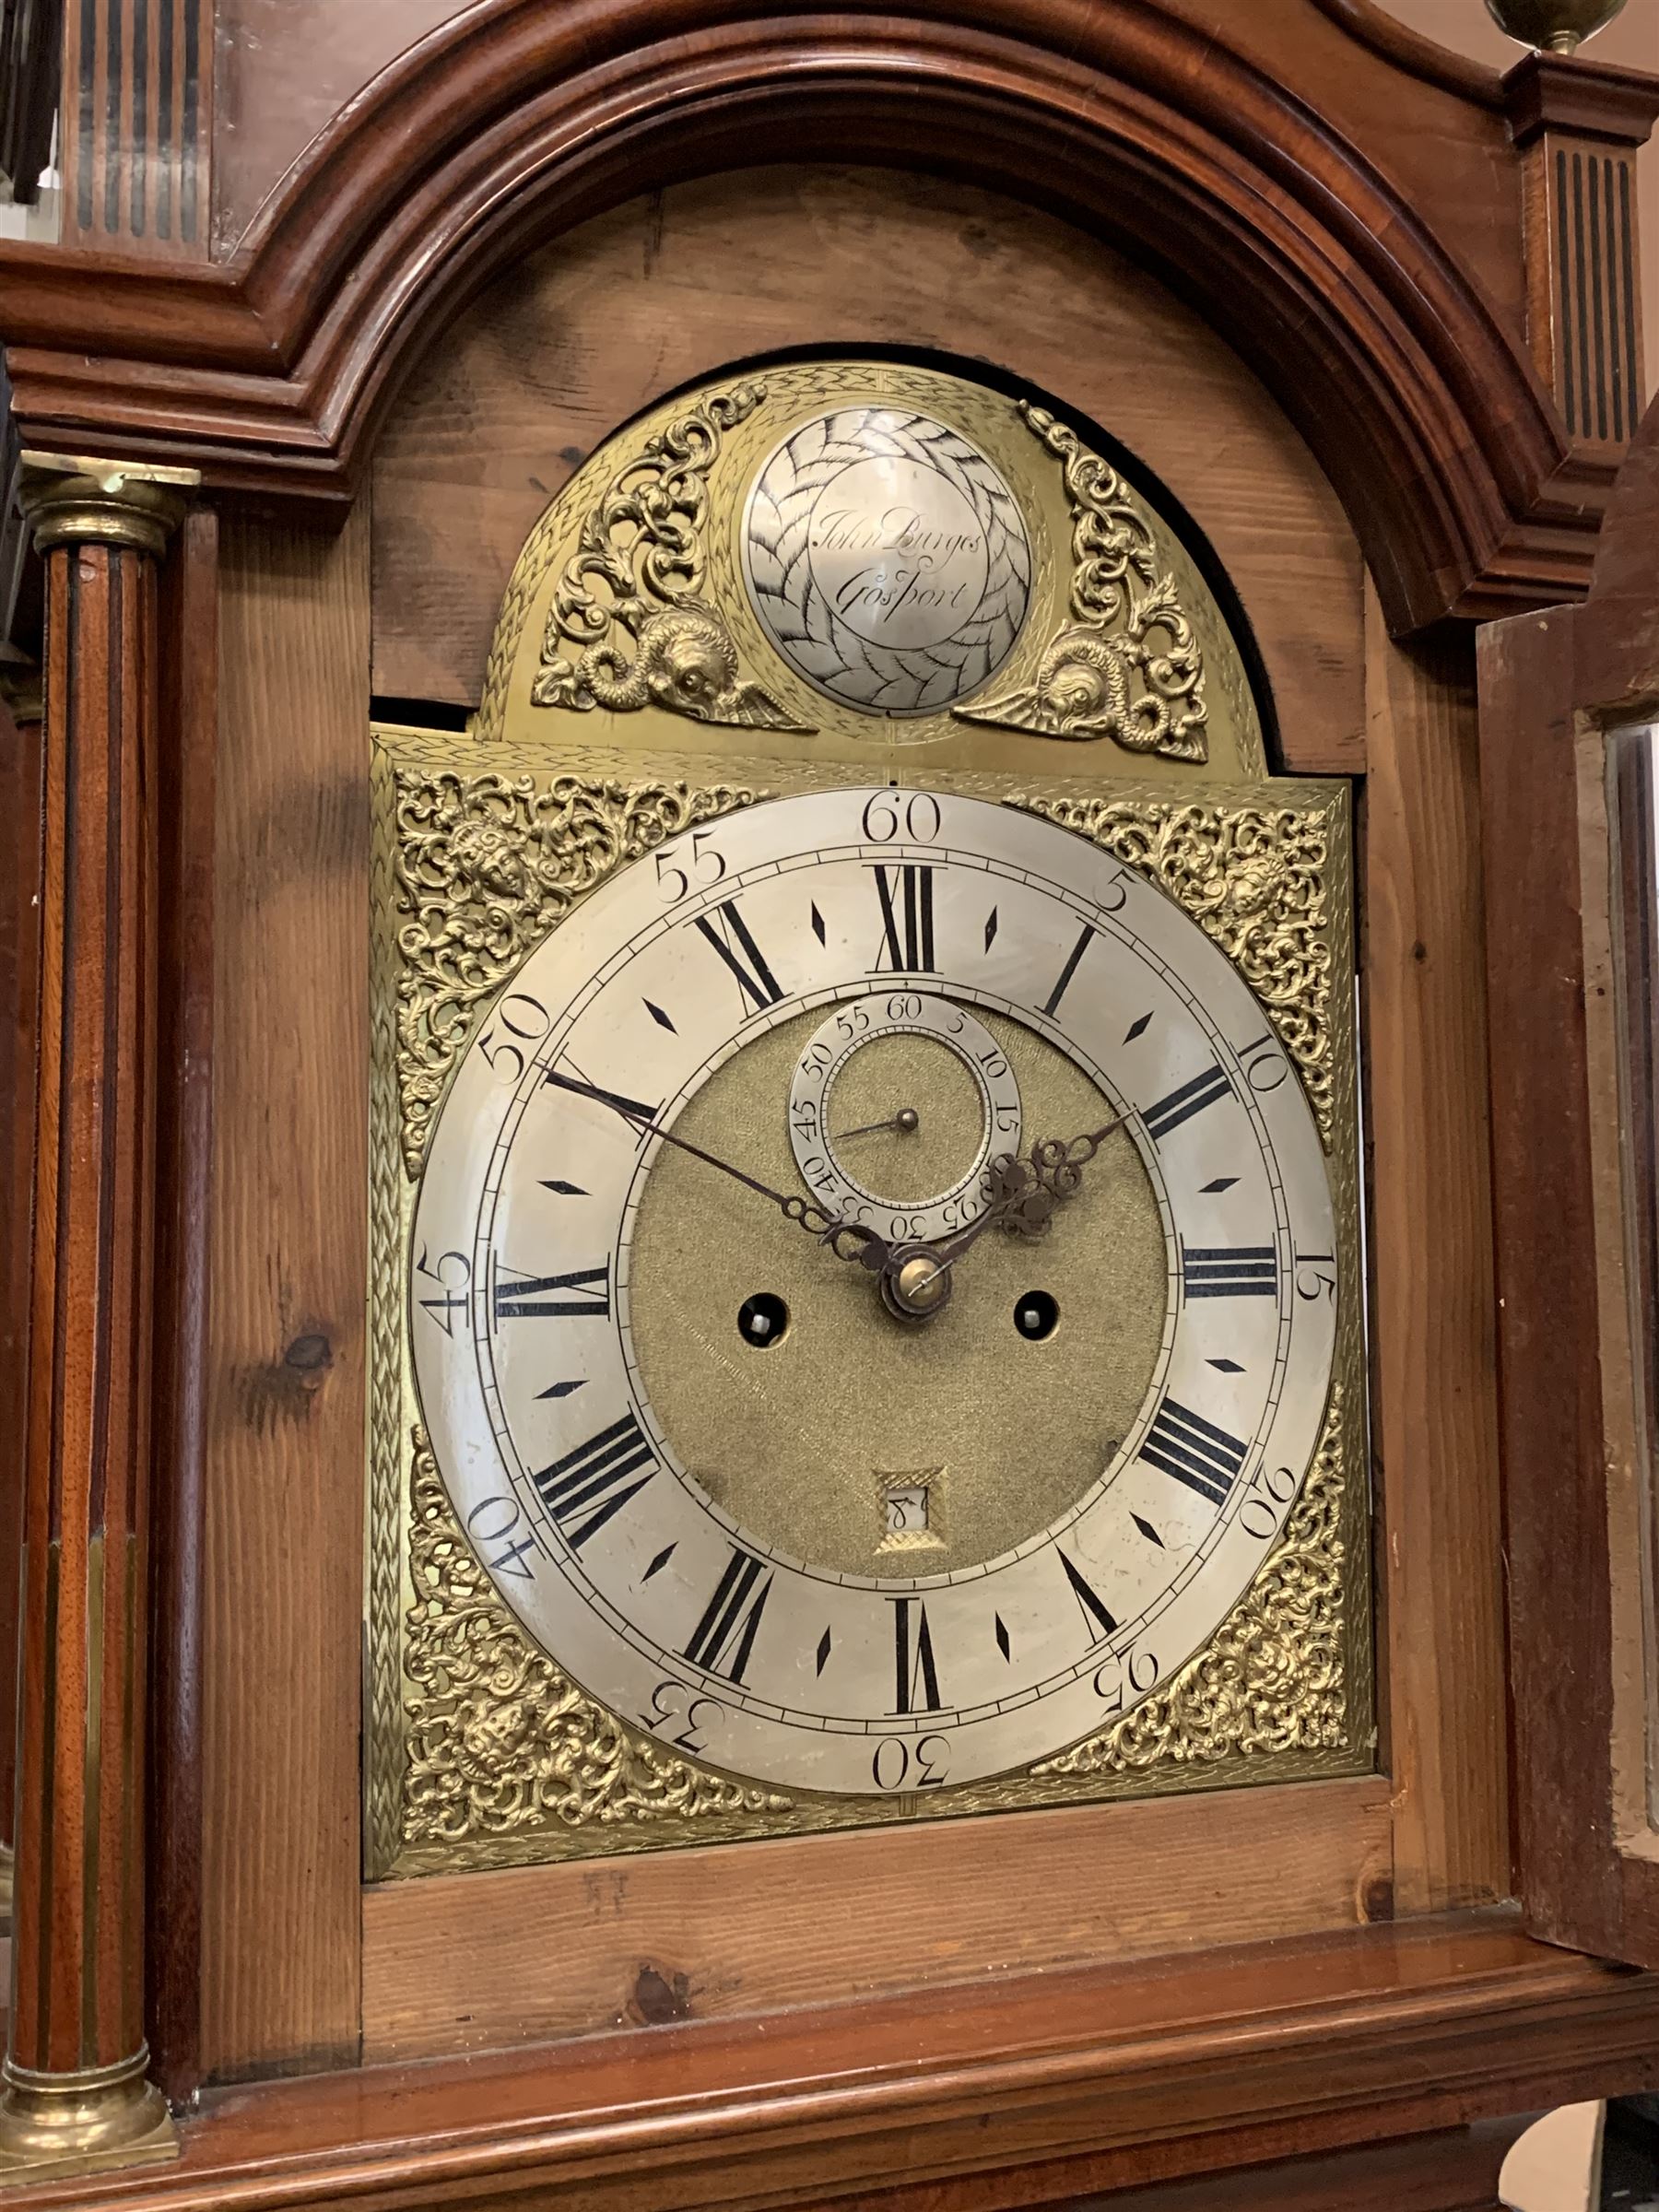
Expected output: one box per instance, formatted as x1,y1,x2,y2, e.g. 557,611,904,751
524,382,808,736
477,359,1264,782
956,407,1208,761
383,759,758,1176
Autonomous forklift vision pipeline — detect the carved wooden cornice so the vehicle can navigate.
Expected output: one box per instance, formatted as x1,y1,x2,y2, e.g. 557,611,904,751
0,0,1652,634
1505,47,1659,146
1308,0,1507,107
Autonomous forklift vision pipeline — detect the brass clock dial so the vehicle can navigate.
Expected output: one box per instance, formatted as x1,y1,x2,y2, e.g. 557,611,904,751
409,786,1337,1798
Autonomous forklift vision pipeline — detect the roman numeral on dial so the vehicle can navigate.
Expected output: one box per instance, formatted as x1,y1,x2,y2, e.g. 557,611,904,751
1139,1396,1249,1508
1041,923,1096,1017
871,865,935,973
1058,1548,1118,1641
890,1594,943,1713
533,1411,655,1549
683,1547,773,1683
1181,1243,1277,1299
693,899,784,1013
1143,1063,1231,1145
492,1262,610,1321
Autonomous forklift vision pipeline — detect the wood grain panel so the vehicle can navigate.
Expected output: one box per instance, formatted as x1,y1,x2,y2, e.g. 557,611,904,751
949,2121,1529,2212
202,507,370,2081
1361,582,1509,1915
1484,392,1659,1969
18,1918,1659,2212
371,167,1363,771
362,1775,1393,2063
147,507,219,2104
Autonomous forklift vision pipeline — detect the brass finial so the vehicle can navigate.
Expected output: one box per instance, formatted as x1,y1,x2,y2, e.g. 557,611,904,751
1485,0,1630,54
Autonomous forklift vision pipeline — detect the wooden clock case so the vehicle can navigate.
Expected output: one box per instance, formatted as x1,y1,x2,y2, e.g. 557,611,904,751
3,3,1659,2206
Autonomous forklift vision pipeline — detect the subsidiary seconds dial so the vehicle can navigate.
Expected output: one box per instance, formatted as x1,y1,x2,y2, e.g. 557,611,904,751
788,991,1022,1244
410,786,1338,1797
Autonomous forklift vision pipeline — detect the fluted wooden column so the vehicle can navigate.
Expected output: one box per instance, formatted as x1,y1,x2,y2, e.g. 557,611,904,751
0,677,44,1933
0,455,196,2180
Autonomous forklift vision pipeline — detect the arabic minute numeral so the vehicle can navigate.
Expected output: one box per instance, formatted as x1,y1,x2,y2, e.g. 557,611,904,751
861,789,942,843
655,830,727,904
1092,1647,1159,1714
1239,1464,1300,1540
414,1245,471,1336
1295,1252,1337,1302
465,1494,538,1580
1237,1032,1290,1092
641,1679,724,1754
476,992,550,1085
872,1734,950,1790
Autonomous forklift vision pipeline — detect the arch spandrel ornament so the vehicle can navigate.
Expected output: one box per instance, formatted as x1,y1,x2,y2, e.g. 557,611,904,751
475,357,1266,781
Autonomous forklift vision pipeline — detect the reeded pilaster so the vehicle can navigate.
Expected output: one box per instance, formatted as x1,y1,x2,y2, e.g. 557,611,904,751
0,454,196,2182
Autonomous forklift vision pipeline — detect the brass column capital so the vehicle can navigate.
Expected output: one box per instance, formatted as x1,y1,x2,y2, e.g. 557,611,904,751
18,452,200,559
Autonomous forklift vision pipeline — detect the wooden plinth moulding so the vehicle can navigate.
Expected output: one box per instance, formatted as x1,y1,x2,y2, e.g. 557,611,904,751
0,454,196,2183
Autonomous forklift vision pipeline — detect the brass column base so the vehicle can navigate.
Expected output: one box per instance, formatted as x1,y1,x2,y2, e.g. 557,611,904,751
0,2049,179,2184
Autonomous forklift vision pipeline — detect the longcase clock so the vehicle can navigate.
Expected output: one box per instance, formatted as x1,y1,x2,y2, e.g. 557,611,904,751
1,5,1658,2209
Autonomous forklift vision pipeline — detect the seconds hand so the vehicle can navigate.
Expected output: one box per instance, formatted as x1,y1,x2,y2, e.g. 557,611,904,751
832,1107,921,1140
543,1067,850,1244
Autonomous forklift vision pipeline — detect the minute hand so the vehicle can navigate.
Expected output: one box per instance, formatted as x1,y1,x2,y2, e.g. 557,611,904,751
543,1068,854,1248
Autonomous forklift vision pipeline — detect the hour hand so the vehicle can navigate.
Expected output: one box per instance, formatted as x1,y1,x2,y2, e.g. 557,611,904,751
992,1109,1137,1239
924,1108,1136,1268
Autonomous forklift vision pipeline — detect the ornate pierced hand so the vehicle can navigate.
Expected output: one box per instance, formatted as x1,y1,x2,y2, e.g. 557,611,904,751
872,1107,1137,1321
980,1109,1139,1242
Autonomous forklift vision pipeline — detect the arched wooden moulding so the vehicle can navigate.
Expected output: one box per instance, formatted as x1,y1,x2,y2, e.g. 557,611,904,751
0,0,1623,634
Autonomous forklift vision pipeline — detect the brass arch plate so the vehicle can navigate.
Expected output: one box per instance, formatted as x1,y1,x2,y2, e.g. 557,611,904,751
475,359,1266,781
